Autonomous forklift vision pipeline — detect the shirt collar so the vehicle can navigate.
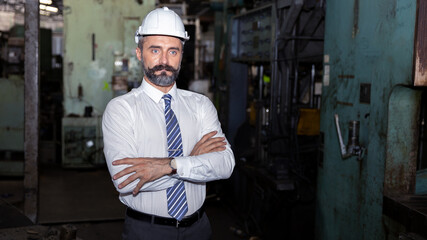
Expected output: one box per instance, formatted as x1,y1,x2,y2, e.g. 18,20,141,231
141,79,178,103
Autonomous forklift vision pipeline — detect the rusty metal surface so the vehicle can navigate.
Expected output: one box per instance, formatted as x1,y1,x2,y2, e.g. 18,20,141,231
383,195,427,238
24,0,39,224
414,0,427,86
384,87,422,195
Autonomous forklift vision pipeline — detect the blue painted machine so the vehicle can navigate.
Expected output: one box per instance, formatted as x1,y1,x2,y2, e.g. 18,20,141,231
316,0,427,239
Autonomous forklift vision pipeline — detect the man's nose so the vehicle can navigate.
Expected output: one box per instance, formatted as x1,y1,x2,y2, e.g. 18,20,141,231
160,52,169,65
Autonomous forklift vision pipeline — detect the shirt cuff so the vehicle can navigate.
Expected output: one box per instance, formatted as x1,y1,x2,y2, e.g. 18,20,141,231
174,157,187,177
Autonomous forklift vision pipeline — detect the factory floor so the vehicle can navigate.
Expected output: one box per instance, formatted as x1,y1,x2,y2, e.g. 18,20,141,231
0,166,244,240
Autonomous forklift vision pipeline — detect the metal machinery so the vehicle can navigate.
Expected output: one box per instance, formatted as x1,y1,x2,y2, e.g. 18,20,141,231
0,75,24,176
0,27,25,176
61,117,104,168
0,25,59,175
317,0,427,239
219,0,325,238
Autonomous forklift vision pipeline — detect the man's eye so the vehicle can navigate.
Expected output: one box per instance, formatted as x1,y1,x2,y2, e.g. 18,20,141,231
152,49,159,54
170,50,177,55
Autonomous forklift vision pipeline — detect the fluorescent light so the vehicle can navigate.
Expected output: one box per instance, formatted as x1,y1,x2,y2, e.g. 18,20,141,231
40,10,50,16
39,4,58,13
45,6,58,13
39,0,52,5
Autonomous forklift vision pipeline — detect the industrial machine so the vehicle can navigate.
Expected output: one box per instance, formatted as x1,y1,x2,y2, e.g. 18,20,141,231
0,25,57,175
0,28,25,175
62,117,104,168
218,0,325,238
317,0,427,239
0,76,24,176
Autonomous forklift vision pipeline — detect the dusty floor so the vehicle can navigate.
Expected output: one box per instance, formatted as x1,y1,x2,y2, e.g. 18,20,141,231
0,166,244,240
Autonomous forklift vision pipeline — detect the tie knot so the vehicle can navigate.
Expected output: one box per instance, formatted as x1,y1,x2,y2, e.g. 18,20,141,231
163,94,172,101
163,94,172,106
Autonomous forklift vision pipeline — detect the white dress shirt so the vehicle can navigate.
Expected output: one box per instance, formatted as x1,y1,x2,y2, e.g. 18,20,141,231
102,79,235,218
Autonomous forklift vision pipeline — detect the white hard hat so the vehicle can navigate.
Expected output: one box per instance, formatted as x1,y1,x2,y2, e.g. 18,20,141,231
135,7,190,44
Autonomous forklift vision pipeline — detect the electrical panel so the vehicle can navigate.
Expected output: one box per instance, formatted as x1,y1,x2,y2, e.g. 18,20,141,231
62,117,104,168
231,4,275,62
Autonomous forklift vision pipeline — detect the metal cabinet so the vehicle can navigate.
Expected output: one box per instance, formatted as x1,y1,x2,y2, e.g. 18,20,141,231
62,117,104,168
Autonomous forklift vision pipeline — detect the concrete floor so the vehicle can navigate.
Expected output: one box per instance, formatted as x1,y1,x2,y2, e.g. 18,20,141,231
0,166,245,240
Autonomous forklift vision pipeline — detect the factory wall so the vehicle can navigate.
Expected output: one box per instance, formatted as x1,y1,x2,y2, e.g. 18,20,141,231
63,0,155,116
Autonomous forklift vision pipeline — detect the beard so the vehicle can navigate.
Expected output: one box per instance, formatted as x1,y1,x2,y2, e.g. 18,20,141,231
142,61,181,87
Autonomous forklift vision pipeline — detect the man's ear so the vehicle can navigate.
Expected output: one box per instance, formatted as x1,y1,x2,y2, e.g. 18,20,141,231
136,47,142,61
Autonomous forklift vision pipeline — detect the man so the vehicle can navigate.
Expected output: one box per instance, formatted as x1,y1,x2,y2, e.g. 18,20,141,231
102,7,235,240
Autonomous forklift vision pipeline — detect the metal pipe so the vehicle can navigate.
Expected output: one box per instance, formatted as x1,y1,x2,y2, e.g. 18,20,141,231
92,33,95,61
195,18,200,80
310,64,315,108
259,65,264,100
24,0,39,223
348,121,360,148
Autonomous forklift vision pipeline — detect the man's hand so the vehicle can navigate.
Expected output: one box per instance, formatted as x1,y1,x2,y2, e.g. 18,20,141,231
112,157,171,195
190,131,227,156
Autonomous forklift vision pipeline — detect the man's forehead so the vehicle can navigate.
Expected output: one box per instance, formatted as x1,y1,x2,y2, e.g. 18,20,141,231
143,35,182,47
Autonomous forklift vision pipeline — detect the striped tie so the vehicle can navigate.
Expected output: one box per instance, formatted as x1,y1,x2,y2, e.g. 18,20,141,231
163,94,188,221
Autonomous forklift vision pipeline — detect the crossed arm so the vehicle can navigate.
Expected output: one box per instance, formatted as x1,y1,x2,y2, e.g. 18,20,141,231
111,131,227,195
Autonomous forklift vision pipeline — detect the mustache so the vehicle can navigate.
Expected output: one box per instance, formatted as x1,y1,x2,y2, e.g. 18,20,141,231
149,64,178,72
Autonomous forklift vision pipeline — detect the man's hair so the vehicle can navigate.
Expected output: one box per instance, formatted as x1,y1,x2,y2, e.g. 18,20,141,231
137,36,185,51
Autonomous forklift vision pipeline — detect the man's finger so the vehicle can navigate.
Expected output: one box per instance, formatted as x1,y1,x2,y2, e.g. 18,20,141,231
202,141,227,153
113,166,136,180
199,131,218,143
206,137,225,144
211,146,226,152
190,131,224,156
117,173,139,189
192,139,202,150
112,158,135,166
133,181,145,195
199,137,225,149
192,133,214,151
204,139,226,148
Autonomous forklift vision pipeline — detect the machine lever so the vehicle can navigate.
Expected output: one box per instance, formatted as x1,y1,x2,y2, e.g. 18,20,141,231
334,114,365,160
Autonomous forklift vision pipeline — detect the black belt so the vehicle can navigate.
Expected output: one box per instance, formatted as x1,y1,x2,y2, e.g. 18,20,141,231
126,206,204,228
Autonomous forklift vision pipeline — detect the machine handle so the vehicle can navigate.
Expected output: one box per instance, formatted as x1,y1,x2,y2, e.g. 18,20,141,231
334,114,365,160
334,114,351,158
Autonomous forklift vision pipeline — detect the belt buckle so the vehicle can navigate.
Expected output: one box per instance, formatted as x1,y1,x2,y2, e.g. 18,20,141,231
176,220,180,228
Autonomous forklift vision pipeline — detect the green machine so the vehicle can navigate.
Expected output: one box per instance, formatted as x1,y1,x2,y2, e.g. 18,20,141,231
317,0,427,239
0,25,53,175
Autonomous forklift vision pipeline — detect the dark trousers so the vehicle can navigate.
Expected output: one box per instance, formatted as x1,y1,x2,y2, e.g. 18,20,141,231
122,212,212,240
